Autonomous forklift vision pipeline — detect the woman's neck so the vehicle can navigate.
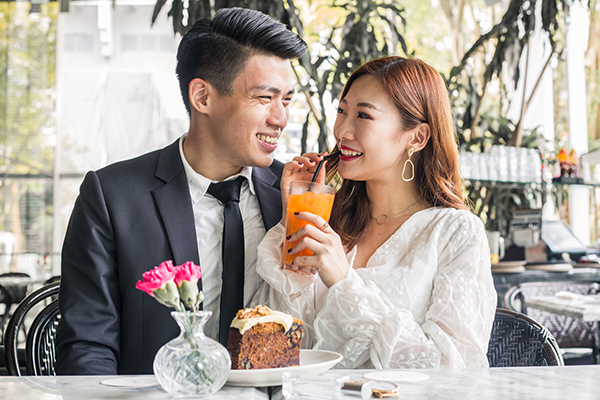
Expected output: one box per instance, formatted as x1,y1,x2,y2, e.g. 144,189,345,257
366,179,421,219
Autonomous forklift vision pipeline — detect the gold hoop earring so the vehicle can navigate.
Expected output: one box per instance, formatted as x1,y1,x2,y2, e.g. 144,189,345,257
402,147,415,182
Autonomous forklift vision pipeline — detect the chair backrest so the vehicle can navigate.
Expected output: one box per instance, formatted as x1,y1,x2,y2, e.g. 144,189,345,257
504,281,600,349
4,281,60,376
487,308,565,367
0,272,33,305
0,272,31,279
0,284,9,304
44,276,61,286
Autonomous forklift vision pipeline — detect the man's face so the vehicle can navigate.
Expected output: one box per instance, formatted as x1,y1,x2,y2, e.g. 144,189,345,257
205,54,294,172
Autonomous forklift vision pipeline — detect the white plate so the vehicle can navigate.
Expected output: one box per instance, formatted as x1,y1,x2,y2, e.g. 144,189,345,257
525,263,573,272
226,349,343,387
492,261,527,268
363,371,429,382
491,265,526,273
100,376,159,388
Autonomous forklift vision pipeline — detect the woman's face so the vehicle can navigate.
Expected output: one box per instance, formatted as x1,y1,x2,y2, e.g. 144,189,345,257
333,75,410,183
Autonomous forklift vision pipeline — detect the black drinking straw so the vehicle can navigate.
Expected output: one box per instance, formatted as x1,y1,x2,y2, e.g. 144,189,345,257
311,151,341,183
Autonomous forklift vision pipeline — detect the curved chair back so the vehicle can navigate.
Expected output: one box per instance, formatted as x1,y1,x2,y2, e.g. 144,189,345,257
0,272,31,279
504,281,599,355
4,281,60,376
0,272,33,330
487,308,565,367
0,283,10,343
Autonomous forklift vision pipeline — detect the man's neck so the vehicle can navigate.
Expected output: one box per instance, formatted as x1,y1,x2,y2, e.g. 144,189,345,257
182,132,243,181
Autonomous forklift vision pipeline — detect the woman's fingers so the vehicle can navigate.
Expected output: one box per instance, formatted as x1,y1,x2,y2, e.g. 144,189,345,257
286,212,350,288
287,235,322,256
286,214,330,243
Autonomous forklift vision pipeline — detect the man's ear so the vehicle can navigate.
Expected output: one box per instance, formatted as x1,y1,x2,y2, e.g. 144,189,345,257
409,123,431,152
189,78,211,114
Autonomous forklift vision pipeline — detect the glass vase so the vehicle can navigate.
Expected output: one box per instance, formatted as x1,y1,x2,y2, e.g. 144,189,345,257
153,310,231,396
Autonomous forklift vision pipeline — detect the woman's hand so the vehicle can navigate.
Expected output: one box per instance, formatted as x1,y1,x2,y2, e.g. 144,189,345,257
280,152,330,220
286,211,350,288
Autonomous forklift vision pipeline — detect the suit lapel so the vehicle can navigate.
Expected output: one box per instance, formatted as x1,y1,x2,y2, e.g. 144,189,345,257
151,140,200,268
252,166,282,231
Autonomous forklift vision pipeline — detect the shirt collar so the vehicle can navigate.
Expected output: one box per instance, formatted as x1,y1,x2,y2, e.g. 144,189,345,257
178,135,255,203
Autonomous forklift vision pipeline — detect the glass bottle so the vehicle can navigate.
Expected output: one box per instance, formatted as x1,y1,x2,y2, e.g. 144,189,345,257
569,149,580,178
557,148,570,177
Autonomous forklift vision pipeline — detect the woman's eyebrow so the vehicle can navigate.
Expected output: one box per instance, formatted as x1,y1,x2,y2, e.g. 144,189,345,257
339,98,381,111
356,102,382,112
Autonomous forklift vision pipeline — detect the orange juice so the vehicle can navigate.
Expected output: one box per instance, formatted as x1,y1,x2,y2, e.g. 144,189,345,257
283,182,335,274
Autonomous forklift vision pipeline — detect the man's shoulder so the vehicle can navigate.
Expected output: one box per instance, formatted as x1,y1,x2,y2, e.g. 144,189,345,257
95,140,180,182
97,148,161,177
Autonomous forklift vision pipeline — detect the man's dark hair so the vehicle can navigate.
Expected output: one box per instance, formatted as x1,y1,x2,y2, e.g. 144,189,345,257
175,7,308,115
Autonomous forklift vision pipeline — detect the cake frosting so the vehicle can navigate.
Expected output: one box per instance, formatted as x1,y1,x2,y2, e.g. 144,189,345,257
230,305,293,334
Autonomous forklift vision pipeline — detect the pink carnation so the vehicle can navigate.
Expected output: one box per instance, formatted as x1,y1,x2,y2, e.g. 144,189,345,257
174,261,202,287
135,260,176,295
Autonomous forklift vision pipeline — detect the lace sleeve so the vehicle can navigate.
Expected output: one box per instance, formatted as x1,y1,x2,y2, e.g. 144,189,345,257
313,212,497,369
252,222,320,347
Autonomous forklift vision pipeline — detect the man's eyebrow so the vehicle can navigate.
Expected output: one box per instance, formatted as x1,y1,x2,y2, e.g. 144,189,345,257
253,85,295,96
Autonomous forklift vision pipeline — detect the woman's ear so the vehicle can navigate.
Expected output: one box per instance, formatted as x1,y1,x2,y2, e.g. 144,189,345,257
409,123,431,152
188,78,210,114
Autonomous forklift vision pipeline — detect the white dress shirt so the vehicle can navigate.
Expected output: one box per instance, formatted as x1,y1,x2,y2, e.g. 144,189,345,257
179,136,266,341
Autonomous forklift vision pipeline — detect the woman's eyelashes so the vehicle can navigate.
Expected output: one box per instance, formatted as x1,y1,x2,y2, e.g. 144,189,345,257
336,107,372,120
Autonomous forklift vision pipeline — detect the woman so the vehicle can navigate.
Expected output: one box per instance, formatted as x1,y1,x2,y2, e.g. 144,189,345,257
254,56,497,369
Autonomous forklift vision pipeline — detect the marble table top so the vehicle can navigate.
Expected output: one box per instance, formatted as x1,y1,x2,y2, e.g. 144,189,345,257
2,365,599,400
274,365,600,400
0,375,268,400
525,293,600,321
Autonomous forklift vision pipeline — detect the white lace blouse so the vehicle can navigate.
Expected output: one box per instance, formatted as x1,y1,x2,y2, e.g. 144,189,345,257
252,207,497,369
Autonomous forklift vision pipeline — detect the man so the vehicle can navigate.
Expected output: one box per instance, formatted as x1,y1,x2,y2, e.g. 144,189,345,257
55,8,307,375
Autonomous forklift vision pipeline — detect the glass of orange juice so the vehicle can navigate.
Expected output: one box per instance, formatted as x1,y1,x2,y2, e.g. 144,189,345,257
282,181,335,275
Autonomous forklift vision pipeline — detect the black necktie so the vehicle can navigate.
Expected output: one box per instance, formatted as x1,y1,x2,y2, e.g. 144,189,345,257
207,176,245,346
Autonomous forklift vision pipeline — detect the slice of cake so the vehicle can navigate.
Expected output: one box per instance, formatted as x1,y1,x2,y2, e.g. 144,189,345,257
227,305,303,370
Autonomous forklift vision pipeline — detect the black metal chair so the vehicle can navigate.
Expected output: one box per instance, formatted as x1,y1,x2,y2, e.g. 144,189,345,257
44,276,61,285
0,283,11,344
504,281,600,363
4,281,60,376
487,308,565,367
0,272,31,279
0,272,32,335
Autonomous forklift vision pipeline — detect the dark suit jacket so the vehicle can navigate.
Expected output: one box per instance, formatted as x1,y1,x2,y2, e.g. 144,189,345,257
55,139,283,375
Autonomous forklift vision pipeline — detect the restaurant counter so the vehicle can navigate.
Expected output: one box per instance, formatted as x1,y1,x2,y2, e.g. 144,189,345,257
2,365,599,400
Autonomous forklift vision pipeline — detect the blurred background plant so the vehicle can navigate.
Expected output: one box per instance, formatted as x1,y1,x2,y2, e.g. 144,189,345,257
152,0,581,235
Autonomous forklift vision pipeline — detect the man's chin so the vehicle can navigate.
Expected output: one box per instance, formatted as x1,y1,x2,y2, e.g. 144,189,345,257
252,154,275,169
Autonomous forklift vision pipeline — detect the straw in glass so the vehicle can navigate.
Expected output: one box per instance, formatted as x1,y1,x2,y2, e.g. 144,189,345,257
311,151,341,183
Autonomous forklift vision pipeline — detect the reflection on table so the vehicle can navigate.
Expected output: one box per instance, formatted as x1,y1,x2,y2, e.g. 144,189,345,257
275,365,600,400
0,375,268,400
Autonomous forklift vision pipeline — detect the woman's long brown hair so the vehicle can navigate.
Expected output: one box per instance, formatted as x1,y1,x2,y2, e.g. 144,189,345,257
326,56,467,251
